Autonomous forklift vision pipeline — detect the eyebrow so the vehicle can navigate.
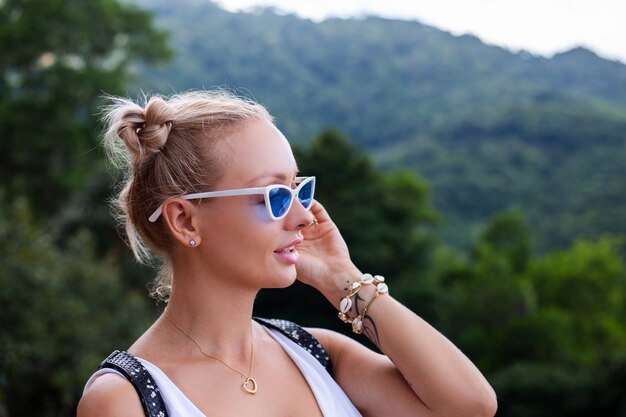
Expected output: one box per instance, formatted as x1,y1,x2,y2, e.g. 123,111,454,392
246,169,300,186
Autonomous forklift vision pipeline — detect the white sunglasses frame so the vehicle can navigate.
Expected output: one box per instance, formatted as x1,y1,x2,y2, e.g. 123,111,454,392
148,176,316,222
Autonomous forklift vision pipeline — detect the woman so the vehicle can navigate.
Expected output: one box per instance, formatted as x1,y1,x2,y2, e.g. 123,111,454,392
78,91,497,417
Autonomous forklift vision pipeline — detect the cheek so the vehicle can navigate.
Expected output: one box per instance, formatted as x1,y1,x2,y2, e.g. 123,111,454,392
204,202,278,254
253,203,273,222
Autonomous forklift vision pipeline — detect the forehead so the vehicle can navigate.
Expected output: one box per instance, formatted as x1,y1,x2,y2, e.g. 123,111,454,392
217,119,297,186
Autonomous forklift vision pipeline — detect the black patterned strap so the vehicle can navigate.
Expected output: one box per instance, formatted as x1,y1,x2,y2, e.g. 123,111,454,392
99,350,168,417
254,317,333,375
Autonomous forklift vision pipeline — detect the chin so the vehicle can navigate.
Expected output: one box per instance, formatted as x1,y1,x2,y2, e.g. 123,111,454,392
265,268,298,289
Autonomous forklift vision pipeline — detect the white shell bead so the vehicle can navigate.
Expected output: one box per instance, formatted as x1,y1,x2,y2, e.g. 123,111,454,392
374,275,385,283
352,317,363,332
377,283,389,294
340,297,353,313
361,273,374,284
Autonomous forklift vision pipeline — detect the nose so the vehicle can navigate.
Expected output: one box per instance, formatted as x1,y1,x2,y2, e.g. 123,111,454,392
284,196,315,230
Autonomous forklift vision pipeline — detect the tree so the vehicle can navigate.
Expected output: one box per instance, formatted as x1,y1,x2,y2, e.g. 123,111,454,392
293,129,439,278
437,213,626,416
0,0,171,217
0,1,170,415
525,237,626,368
438,214,533,372
0,196,155,416
478,209,531,273
491,363,591,417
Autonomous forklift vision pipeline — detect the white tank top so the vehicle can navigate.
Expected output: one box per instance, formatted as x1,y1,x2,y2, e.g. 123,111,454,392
84,326,362,417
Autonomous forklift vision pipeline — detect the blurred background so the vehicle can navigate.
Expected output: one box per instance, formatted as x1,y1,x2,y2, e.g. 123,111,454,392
1,0,625,415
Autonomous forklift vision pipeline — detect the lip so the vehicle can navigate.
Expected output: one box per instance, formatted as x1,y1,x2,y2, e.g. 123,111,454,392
275,238,303,252
273,237,303,265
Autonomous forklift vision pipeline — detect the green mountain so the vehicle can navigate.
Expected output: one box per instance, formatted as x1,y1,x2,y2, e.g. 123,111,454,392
133,0,626,251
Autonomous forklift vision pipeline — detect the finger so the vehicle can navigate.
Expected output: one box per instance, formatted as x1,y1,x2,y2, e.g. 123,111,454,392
308,200,331,223
304,217,318,228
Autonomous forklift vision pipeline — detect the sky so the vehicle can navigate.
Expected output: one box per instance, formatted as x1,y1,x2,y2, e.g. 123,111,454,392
217,0,626,63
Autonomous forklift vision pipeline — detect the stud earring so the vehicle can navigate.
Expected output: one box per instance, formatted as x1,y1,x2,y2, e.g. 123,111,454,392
189,239,196,247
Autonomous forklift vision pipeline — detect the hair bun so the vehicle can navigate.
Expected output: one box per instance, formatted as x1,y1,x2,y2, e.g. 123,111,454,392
139,97,176,155
106,96,175,166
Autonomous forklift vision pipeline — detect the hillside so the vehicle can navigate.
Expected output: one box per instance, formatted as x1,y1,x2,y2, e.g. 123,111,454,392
133,0,626,250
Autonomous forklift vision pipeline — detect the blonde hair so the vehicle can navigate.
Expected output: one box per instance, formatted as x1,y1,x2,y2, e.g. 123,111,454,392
102,90,272,300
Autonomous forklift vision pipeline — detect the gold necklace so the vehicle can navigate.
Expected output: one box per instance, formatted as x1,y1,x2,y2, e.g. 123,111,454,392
164,311,258,394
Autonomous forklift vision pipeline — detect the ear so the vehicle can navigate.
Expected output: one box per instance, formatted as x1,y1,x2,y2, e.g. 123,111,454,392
161,198,202,247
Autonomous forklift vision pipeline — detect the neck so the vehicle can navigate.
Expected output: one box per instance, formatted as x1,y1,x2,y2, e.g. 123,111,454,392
162,260,259,361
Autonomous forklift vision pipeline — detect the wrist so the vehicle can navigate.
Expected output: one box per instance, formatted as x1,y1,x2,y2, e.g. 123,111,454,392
318,265,363,310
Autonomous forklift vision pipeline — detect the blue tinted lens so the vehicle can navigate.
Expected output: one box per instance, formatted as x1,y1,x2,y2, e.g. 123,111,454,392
268,187,292,218
297,180,314,209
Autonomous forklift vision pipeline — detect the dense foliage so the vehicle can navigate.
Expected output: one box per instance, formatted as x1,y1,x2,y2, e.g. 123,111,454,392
1,1,625,416
0,197,154,416
0,0,168,414
0,0,170,217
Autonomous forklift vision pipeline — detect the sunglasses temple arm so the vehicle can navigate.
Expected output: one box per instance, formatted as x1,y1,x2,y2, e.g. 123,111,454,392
148,188,267,222
149,206,163,223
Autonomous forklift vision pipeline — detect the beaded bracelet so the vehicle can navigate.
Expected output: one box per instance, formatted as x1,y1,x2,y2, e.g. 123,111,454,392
338,273,389,333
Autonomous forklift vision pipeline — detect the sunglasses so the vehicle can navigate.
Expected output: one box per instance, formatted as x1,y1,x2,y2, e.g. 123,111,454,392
148,176,316,222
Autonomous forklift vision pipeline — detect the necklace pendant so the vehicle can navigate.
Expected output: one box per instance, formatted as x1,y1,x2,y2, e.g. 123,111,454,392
242,377,258,394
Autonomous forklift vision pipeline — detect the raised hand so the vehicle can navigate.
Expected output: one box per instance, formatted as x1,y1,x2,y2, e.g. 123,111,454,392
296,201,360,299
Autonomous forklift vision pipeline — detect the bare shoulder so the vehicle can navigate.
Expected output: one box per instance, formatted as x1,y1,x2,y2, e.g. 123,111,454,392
305,327,345,351
77,373,144,417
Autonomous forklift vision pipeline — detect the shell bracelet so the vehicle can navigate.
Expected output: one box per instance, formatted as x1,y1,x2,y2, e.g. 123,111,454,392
338,273,389,334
